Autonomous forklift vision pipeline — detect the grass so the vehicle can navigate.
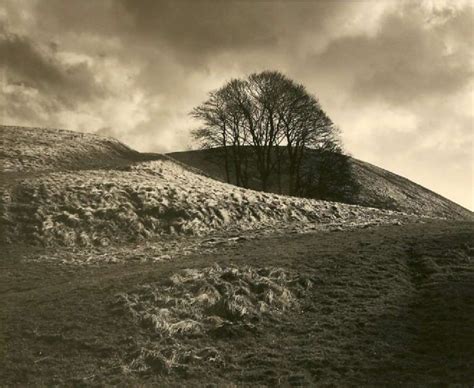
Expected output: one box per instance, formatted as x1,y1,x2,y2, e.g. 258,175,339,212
2,125,472,385
115,264,312,375
1,158,419,247
2,125,430,249
1,220,473,385
0,125,140,173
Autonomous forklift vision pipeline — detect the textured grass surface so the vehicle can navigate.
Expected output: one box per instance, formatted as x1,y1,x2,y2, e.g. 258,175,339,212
1,156,417,247
1,221,473,385
0,125,139,173
2,125,472,385
116,264,311,374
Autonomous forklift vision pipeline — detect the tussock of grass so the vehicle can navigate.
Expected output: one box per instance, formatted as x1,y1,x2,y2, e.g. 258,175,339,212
116,264,312,374
123,345,224,375
119,264,311,332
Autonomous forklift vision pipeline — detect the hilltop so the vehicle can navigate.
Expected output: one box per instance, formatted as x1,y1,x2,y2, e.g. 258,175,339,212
168,148,472,220
1,125,144,174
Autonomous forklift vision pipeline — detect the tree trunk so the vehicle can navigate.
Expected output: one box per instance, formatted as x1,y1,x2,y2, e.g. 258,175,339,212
223,146,230,183
231,146,242,186
277,151,282,194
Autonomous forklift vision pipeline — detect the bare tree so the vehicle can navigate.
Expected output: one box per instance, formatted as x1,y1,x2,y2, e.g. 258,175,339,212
191,90,232,183
191,71,340,194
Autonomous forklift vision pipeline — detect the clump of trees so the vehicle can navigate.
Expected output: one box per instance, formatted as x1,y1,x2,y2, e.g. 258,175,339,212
191,70,357,199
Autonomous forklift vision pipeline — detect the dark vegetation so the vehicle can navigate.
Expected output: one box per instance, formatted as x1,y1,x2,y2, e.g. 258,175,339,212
188,71,472,219
169,147,473,220
191,70,350,197
177,146,359,203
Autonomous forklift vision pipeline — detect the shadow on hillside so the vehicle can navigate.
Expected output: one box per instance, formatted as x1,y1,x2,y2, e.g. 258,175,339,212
362,238,474,385
366,276,474,385
184,147,361,203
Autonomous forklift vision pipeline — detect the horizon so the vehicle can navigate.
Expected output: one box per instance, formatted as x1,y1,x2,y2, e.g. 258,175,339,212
1,0,472,210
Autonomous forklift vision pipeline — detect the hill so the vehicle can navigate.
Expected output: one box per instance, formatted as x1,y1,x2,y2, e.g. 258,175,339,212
1,125,145,174
168,147,472,219
1,125,416,247
1,125,473,385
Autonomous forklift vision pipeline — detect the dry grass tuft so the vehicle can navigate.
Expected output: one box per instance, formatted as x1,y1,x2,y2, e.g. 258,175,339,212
123,344,224,375
115,264,312,374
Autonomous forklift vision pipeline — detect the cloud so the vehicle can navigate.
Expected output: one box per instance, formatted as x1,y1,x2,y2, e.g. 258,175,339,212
0,28,108,131
290,1,473,209
0,31,104,104
301,2,473,103
0,0,472,209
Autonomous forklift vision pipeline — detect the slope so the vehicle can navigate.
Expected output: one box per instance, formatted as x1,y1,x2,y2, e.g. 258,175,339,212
0,125,147,174
168,148,472,219
1,125,417,247
1,125,472,386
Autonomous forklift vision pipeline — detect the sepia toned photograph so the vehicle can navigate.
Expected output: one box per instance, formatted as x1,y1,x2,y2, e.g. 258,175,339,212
1,0,473,385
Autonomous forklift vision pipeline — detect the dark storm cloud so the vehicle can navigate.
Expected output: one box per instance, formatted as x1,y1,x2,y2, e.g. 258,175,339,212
119,0,279,56
0,30,105,110
31,0,125,39
118,0,350,58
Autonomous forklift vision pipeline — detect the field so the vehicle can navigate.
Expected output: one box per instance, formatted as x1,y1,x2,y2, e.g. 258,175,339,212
1,125,473,386
1,220,473,386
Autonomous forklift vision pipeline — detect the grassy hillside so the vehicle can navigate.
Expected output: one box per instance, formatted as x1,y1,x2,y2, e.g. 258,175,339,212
168,148,472,220
1,126,418,247
0,125,145,174
1,125,473,385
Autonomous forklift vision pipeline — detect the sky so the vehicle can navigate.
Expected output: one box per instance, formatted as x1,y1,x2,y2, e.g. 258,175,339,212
0,0,472,209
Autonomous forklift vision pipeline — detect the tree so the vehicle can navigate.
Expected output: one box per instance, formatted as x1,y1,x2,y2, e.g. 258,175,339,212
299,136,360,202
191,70,341,195
191,79,251,186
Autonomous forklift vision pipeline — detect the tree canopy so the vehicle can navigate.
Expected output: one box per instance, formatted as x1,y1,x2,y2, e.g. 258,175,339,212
191,70,345,196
